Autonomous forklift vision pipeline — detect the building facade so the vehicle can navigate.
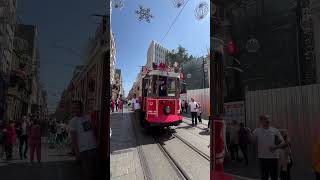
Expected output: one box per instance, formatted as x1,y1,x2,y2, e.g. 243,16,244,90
311,0,320,83
110,32,116,85
6,24,41,122
112,68,123,99
146,40,170,67
0,0,17,122
0,0,16,73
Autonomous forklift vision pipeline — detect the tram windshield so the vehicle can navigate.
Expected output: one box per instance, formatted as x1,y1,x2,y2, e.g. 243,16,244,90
149,75,179,98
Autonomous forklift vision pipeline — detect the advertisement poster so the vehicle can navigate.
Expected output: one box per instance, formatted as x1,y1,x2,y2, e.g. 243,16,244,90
224,101,245,124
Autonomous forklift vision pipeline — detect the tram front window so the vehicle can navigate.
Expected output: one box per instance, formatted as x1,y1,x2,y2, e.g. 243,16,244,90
167,78,176,97
159,78,167,97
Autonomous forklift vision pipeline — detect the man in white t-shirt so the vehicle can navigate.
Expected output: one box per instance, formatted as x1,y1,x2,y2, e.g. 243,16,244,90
68,100,98,179
252,114,287,180
188,98,199,125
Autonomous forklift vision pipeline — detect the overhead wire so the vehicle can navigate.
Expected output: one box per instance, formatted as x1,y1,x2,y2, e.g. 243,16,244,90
160,0,191,44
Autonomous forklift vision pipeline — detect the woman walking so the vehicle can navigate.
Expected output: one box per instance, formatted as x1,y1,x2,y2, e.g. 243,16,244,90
4,121,16,161
29,119,41,163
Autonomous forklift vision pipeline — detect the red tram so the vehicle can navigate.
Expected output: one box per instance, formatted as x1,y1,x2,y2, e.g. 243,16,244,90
137,64,183,127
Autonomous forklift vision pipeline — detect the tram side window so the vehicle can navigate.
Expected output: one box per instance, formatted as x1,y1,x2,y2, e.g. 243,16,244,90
167,78,176,97
142,78,149,97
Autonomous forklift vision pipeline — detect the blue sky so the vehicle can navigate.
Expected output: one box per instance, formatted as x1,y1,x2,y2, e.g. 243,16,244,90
112,0,210,96
17,0,209,112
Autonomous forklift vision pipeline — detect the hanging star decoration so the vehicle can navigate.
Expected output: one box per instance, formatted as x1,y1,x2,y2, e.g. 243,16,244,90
135,5,154,23
112,0,124,9
172,0,185,8
195,1,209,20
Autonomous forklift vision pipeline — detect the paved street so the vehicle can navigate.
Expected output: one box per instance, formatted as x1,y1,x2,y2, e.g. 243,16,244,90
0,138,86,180
110,107,260,180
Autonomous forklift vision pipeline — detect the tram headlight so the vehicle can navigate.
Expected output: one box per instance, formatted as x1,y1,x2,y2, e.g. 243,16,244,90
164,106,171,114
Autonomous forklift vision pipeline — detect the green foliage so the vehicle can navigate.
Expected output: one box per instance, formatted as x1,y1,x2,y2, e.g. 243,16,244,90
165,45,193,68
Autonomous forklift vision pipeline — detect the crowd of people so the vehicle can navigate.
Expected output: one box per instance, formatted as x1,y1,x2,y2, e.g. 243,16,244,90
110,95,125,113
0,115,42,163
225,114,320,180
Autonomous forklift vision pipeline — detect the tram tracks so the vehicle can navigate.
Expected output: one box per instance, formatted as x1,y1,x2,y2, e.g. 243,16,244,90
154,128,210,180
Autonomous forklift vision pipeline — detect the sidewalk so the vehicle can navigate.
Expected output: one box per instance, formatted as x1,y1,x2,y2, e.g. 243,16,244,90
110,109,144,180
0,138,86,180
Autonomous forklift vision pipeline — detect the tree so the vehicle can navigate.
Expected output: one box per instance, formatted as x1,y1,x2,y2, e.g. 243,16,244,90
165,45,193,69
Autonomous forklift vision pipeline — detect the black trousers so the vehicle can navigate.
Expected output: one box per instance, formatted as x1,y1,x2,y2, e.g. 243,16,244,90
191,112,197,124
19,135,28,159
230,144,239,160
259,158,279,180
197,113,202,123
280,163,292,180
316,172,320,180
239,144,248,164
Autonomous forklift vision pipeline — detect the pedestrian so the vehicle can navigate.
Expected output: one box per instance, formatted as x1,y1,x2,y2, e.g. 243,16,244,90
18,116,29,160
185,100,188,113
111,98,115,113
132,94,142,125
119,95,124,113
229,120,240,161
238,122,251,165
4,120,16,161
279,129,293,180
49,119,57,148
115,98,119,112
252,114,287,180
188,98,199,125
314,139,320,180
181,100,185,113
197,102,202,123
56,120,64,147
68,100,98,180
29,119,41,164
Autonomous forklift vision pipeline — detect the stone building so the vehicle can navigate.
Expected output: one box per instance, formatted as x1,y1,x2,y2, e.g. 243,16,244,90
146,40,170,67
0,0,17,122
6,24,41,121
112,68,123,99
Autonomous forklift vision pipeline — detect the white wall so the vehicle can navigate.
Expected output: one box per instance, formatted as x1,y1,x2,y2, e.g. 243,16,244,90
245,84,320,179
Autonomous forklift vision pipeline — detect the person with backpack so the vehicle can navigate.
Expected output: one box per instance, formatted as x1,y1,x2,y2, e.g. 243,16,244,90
239,122,251,165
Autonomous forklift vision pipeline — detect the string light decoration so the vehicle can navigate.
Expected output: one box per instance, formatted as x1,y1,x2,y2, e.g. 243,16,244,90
195,1,209,20
172,0,185,8
135,5,154,23
112,0,124,9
